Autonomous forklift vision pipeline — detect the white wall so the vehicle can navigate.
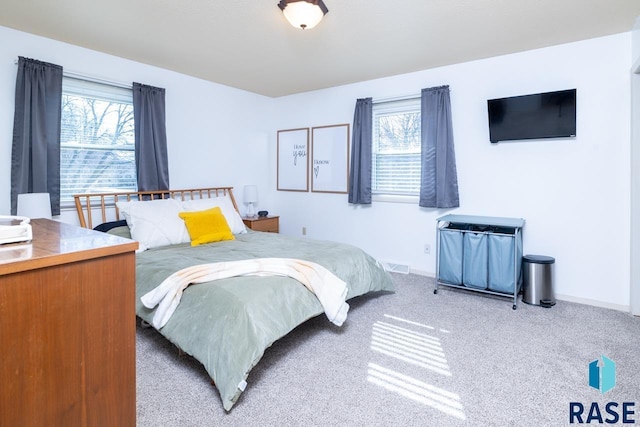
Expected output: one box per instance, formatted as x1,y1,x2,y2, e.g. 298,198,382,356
0,25,632,309
0,25,275,223
631,18,640,315
270,33,632,310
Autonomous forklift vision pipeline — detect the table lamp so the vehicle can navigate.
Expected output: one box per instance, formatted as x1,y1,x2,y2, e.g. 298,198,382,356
243,185,258,218
17,193,52,219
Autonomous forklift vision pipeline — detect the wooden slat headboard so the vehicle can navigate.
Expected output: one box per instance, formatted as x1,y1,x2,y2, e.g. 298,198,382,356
74,187,239,229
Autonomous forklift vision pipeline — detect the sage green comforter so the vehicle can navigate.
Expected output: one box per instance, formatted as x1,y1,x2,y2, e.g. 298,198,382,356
134,230,394,411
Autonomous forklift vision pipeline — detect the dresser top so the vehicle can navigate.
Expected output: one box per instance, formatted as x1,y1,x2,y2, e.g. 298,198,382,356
0,219,138,275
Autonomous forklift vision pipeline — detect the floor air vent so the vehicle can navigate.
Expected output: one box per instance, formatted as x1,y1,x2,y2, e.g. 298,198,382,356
381,261,410,274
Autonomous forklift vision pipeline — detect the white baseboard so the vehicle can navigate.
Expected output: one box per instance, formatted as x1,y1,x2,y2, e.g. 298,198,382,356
398,270,631,313
408,268,435,277
555,293,630,313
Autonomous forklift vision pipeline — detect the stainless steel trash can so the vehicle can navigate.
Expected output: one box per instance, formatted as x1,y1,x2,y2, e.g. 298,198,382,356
522,255,555,307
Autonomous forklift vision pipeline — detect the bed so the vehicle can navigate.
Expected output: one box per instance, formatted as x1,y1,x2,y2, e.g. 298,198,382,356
74,187,394,411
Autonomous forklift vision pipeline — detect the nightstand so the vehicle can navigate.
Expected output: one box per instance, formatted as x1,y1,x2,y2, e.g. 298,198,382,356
243,216,279,233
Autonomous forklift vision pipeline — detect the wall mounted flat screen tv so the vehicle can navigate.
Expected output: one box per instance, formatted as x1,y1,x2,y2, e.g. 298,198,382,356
487,89,576,143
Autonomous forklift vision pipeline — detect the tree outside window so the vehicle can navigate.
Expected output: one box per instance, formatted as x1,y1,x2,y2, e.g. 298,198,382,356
60,77,137,204
372,98,421,195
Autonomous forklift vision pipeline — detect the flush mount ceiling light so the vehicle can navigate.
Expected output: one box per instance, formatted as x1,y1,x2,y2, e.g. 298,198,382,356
277,0,328,30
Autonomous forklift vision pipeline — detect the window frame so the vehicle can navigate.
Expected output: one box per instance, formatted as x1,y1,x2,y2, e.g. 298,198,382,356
59,76,137,208
371,97,422,202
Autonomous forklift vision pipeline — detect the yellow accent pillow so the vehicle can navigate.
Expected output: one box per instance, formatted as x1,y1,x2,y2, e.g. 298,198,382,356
178,207,235,246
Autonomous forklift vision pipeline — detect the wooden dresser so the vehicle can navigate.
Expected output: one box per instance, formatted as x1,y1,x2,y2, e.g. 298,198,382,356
0,219,138,427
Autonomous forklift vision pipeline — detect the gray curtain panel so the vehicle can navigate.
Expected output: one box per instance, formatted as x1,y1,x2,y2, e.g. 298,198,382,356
348,97,373,204
133,82,170,191
419,86,459,208
11,57,63,215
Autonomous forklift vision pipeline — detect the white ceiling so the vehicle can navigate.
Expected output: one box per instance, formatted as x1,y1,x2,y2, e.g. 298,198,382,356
1,0,639,97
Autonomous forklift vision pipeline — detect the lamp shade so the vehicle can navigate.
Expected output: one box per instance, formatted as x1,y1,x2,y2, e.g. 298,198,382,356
17,193,52,219
278,0,328,30
243,185,258,204
243,185,258,218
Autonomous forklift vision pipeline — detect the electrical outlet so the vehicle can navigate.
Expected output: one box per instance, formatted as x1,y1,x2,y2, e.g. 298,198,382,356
424,244,431,254
302,227,307,236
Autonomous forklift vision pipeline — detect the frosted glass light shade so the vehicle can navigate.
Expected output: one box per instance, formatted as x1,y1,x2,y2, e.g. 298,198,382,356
17,193,52,219
278,0,328,30
243,185,258,217
243,185,258,204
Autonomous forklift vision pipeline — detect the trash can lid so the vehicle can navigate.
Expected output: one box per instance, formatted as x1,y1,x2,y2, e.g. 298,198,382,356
523,254,555,264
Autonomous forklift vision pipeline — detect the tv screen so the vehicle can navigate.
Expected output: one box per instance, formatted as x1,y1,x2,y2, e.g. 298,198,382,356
487,89,576,143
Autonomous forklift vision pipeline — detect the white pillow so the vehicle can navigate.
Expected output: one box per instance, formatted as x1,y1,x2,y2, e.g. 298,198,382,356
181,195,246,234
117,198,190,251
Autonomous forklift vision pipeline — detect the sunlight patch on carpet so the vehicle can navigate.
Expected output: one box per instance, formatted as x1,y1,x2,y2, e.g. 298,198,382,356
367,363,466,420
368,314,466,420
371,321,450,376
383,314,435,330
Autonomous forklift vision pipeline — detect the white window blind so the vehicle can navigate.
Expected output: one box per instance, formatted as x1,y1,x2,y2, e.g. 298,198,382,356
372,98,421,195
60,77,136,204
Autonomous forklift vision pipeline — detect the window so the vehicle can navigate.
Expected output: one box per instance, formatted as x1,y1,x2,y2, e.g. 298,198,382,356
60,77,136,204
372,98,421,196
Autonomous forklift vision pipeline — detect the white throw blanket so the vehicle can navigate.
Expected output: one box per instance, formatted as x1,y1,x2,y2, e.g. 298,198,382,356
140,258,350,329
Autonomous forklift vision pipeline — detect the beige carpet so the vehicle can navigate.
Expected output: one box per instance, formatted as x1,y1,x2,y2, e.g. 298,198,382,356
136,273,640,426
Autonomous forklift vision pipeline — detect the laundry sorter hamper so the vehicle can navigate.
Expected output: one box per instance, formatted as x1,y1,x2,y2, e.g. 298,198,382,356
435,214,525,309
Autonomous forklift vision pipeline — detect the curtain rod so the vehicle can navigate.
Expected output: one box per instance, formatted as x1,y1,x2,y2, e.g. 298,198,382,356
14,58,132,90
374,87,452,104
373,93,420,103
64,71,132,90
